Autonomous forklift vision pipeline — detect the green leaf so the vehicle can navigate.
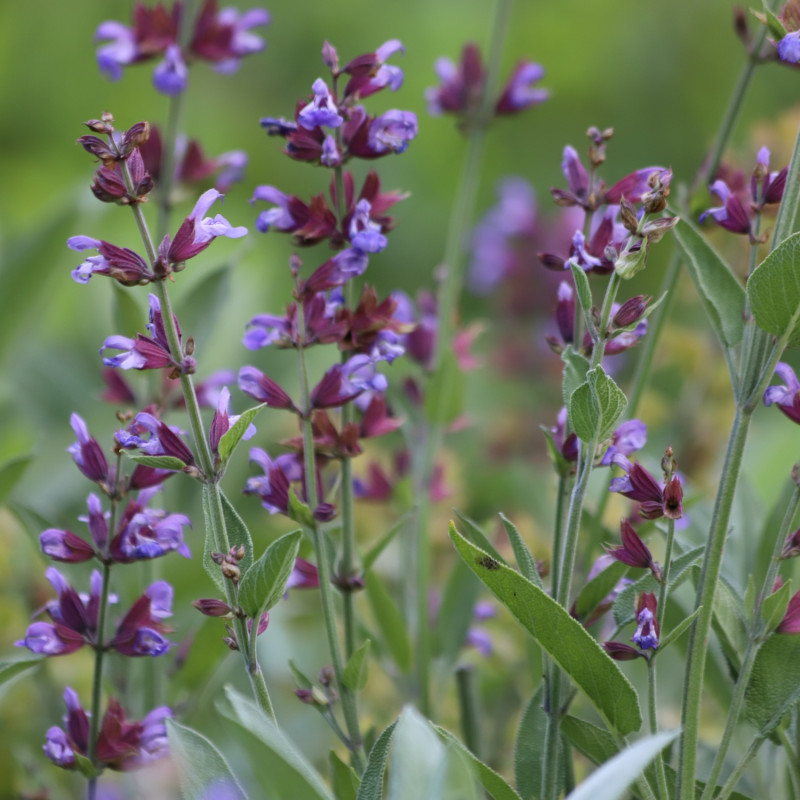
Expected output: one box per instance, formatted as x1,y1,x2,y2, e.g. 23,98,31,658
73,751,100,779
218,403,266,464
238,529,303,618
761,3,788,40
425,742,482,800
453,510,506,564
657,606,701,653
424,351,465,425
762,578,793,634
0,653,42,689
672,216,745,347
167,718,248,800
342,639,371,692
450,524,642,735
567,730,679,800
365,570,412,673
747,231,800,347
201,486,256,594
574,559,629,622
435,726,523,800
387,706,445,800
330,750,360,800
362,511,412,573
745,634,800,734
220,686,334,800
289,660,314,690
0,453,32,506
568,367,627,444
288,487,315,527
710,576,749,677
561,345,591,410
127,454,187,470
436,557,481,668
514,688,551,800
356,721,397,800
499,513,543,589
570,261,594,317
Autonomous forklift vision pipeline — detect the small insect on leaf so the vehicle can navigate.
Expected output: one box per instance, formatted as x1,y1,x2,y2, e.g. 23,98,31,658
477,555,500,571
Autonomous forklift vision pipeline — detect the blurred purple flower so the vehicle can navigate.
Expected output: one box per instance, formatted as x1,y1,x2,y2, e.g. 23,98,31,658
764,362,800,424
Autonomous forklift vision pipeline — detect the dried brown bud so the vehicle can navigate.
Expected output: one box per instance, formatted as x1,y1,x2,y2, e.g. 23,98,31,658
85,116,114,135
122,121,151,153
619,198,639,233
221,562,241,582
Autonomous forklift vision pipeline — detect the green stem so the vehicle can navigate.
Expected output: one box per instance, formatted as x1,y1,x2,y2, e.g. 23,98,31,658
120,160,276,720
776,726,800,798
699,477,800,800
410,0,513,717
676,406,752,800
713,737,763,800
296,328,365,772
455,665,483,761
156,93,184,244
646,660,670,800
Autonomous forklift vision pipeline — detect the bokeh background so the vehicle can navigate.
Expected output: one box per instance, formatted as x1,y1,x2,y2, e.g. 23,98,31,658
3,0,800,796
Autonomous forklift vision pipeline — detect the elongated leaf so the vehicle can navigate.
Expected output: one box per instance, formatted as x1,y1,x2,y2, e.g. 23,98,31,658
762,578,793,634
177,263,232,350
710,575,749,677
218,403,266,464
500,513,542,589
435,726,523,800
514,688,552,800
424,351,465,425
424,742,481,800
748,231,800,347
167,719,247,800
744,633,800,734
0,454,32,507
561,346,591,409
387,706,444,800
238,529,302,618
569,367,627,444
567,730,679,800
563,715,752,800
0,653,42,690
436,557,481,668
202,486,256,593
221,686,334,800
570,261,593,317
365,570,412,673
343,639,371,692
672,216,745,347
657,606,701,653
128,454,187,470
356,721,397,800
330,750,360,800
451,525,642,735
362,511,412,572
453,510,506,563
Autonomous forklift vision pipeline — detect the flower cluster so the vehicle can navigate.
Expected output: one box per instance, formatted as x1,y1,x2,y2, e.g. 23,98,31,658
425,42,548,124
94,0,270,95
700,147,787,243
44,688,170,772
16,415,187,770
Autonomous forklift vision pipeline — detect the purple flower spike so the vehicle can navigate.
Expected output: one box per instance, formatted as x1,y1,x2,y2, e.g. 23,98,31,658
495,61,548,114
367,110,418,154
764,362,800,424
153,44,188,95
298,79,343,131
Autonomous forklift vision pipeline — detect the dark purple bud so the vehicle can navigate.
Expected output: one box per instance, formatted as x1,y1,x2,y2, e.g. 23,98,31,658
612,295,650,329
603,641,647,661
238,366,296,411
67,413,109,482
606,519,661,579
193,598,233,617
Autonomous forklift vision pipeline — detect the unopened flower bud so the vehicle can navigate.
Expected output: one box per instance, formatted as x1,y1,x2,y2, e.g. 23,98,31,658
781,528,800,559
85,115,114,134
210,551,225,565
185,337,195,357
603,641,647,661
322,41,339,71
641,215,679,244
318,665,334,686
613,295,650,329
193,598,233,617
614,239,648,280
123,122,150,153
619,198,639,233
221,562,241,582
234,545,246,561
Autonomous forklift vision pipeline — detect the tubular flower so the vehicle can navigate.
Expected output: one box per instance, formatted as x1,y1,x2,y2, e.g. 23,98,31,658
764,362,800,424
116,411,195,467
632,592,659,650
606,520,662,580
44,688,171,771
68,236,155,286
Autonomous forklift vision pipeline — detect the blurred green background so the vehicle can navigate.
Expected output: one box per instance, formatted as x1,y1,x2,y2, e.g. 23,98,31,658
3,0,800,797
